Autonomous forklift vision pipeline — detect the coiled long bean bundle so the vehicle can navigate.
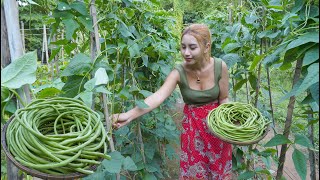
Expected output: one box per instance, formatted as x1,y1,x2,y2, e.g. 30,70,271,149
207,102,271,143
6,97,110,175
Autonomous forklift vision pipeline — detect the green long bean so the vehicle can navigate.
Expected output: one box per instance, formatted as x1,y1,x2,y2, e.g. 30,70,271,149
207,102,271,143
6,97,111,175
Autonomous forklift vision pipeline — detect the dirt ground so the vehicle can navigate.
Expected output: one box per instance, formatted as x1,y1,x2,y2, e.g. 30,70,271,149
166,101,319,180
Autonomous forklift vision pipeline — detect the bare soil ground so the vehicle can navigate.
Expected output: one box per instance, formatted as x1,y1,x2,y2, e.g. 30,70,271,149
166,101,319,180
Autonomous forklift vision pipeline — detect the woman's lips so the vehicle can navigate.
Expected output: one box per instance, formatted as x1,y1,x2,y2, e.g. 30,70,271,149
185,58,193,62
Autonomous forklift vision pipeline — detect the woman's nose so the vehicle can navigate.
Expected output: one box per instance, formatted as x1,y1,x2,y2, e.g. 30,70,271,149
184,48,191,56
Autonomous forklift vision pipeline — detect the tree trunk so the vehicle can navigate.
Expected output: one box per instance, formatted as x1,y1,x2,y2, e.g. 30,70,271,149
307,106,316,180
275,59,303,180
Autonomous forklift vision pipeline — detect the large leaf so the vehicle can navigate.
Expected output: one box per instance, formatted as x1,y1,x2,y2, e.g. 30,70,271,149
78,16,93,32
139,90,153,98
128,41,140,59
36,87,62,99
136,100,149,108
302,45,319,66
292,149,307,180
94,68,109,86
70,1,88,15
238,171,255,180
119,23,134,38
61,53,92,76
277,63,319,103
57,1,71,11
294,134,313,148
76,91,93,107
285,32,319,51
221,53,241,68
102,151,124,173
1,51,37,89
61,75,87,98
62,18,80,40
249,54,264,71
122,157,137,171
310,82,319,105
264,134,292,147
84,78,96,91
233,79,247,91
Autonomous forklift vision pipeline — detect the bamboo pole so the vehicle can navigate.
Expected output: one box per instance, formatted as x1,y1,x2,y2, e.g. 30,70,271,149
20,21,25,53
89,1,118,179
3,0,32,179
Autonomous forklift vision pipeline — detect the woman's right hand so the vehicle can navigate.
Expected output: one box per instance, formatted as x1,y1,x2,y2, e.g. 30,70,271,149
111,113,131,129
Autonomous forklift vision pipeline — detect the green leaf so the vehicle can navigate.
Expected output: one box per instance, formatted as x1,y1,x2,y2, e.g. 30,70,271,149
103,151,124,173
36,87,62,99
122,157,137,171
57,2,71,11
142,55,149,67
223,43,241,53
145,143,156,159
119,87,131,100
139,90,153,98
310,82,319,105
143,173,157,180
62,18,80,40
286,32,319,51
77,91,93,107
145,164,158,173
64,43,77,54
61,53,92,76
128,42,140,59
136,100,149,109
233,79,247,91
294,134,313,148
238,171,255,180
250,54,264,71
61,75,86,98
48,46,61,62
52,10,74,19
303,45,319,66
70,1,88,15
95,86,112,94
248,72,257,90
25,0,39,5
292,63,319,97
94,68,109,85
78,16,93,32
292,148,307,180
84,78,96,91
119,23,134,38
221,53,241,68
165,144,176,160
1,51,37,89
264,134,292,147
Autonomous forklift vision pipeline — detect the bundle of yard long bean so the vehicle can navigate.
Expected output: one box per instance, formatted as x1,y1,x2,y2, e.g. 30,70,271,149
6,97,110,175
207,102,271,144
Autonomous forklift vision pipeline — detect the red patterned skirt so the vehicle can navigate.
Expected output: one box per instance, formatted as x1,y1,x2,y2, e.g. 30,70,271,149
180,102,232,180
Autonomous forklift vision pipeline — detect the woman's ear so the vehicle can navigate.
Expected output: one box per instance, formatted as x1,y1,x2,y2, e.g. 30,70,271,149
204,43,210,53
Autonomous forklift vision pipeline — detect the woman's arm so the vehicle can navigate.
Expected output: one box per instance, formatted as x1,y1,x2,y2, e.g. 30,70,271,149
218,61,229,104
112,69,180,128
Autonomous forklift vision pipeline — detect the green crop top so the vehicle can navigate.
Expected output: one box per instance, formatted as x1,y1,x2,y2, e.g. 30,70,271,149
175,58,222,106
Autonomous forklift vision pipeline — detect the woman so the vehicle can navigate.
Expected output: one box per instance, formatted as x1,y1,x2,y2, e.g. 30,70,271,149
111,24,232,179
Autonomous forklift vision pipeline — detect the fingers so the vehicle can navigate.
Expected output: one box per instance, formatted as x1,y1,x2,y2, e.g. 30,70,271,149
112,120,130,129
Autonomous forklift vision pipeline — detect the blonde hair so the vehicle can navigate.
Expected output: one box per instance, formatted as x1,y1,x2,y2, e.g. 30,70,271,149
181,24,212,61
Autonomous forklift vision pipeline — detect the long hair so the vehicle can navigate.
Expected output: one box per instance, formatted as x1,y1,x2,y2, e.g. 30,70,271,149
181,24,212,61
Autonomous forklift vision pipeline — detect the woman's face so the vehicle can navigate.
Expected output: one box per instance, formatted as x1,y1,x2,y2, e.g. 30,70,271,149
181,34,203,66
